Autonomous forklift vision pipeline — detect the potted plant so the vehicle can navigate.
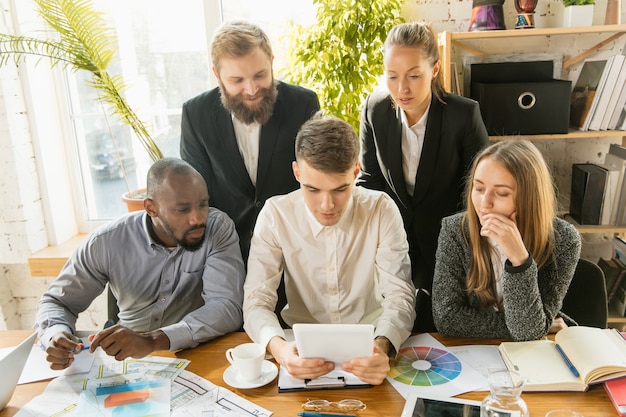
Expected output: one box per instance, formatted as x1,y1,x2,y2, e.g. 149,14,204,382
0,0,163,211
562,0,595,27
281,0,403,131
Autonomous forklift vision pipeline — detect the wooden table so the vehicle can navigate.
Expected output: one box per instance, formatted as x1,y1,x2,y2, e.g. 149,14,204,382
0,331,619,416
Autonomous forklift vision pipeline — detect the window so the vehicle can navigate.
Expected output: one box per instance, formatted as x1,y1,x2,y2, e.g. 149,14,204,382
54,0,314,230
220,0,316,73
67,0,211,222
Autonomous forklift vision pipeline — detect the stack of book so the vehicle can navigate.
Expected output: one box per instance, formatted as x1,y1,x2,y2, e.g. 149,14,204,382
570,51,626,131
569,144,626,226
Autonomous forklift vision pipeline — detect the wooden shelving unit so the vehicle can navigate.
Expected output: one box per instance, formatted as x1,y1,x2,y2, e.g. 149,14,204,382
438,26,626,329
438,24,626,90
438,25,626,236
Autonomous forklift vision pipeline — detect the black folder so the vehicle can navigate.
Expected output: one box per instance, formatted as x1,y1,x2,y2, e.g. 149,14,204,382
570,163,608,225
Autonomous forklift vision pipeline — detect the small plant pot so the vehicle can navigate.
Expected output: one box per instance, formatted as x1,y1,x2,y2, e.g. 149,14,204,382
563,4,594,27
121,188,146,212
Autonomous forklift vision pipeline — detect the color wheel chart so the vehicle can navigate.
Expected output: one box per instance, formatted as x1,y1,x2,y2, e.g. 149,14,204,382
389,346,462,386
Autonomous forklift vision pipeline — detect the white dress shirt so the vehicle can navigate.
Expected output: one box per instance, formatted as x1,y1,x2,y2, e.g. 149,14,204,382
400,106,429,196
243,186,416,351
232,115,261,185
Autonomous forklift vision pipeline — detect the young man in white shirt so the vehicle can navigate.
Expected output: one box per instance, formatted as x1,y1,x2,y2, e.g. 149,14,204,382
243,114,416,385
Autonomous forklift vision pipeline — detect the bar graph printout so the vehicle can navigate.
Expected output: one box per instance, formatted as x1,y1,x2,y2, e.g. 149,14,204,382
13,349,272,417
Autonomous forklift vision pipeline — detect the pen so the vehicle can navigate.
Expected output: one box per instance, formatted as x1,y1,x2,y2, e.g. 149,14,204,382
72,345,90,353
555,343,579,377
297,413,357,417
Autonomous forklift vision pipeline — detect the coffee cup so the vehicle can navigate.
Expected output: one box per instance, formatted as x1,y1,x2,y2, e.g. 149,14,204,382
225,343,265,381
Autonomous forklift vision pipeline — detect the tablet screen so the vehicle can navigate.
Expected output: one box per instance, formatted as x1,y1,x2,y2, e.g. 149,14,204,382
401,394,521,417
408,397,480,417
293,323,374,366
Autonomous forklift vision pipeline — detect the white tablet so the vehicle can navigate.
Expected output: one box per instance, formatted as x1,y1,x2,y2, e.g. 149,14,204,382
292,323,374,366
401,393,522,417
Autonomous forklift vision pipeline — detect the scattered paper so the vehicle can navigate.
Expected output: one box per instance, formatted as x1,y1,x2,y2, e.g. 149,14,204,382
18,344,94,384
14,349,272,417
448,345,507,391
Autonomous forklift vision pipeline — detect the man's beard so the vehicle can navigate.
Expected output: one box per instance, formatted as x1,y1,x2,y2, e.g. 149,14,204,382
219,79,278,125
164,223,206,252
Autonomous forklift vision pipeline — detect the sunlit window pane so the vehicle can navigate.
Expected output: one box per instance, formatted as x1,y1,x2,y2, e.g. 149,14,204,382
220,0,316,76
67,0,210,221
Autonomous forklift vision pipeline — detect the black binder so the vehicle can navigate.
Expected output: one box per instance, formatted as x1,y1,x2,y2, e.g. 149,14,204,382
570,164,608,225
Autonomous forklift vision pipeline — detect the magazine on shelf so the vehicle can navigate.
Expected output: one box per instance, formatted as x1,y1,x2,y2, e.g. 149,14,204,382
569,57,611,131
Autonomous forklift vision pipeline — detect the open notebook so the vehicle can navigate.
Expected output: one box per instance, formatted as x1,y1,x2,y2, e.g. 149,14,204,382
498,326,626,392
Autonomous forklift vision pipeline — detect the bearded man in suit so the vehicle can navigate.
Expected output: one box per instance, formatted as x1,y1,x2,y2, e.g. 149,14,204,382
180,20,320,262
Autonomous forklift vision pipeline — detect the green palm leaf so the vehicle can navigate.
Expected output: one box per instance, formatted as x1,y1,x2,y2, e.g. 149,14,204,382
0,0,163,161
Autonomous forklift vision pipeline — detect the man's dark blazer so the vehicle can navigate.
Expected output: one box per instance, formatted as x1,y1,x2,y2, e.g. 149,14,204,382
180,81,320,261
359,91,489,294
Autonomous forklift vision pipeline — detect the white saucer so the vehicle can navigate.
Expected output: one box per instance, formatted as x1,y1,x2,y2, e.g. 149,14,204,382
223,360,278,389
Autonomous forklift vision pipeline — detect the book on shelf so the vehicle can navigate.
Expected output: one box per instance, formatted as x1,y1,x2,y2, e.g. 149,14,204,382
608,81,626,130
569,57,611,130
569,163,608,225
608,144,626,225
589,54,625,131
598,163,620,225
608,47,626,130
604,146,626,225
601,53,626,130
598,257,626,304
617,99,626,130
498,326,626,392
605,376,626,416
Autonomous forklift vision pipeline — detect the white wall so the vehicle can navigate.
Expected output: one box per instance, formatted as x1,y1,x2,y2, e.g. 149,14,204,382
0,0,624,329
0,0,106,331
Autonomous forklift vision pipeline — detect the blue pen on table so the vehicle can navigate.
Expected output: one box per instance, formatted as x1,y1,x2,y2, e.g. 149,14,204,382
555,343,579,377
297,413,357,417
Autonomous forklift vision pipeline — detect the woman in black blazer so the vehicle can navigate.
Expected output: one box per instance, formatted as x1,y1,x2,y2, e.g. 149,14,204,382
359,22,489,332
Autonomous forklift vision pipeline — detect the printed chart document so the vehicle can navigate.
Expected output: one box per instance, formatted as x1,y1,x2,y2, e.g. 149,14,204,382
386,333,486,399
75,377,171,416
14,349,272,417
498,326,626,391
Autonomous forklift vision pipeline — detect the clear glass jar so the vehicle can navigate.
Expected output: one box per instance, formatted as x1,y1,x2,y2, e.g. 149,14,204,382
481,369,529,417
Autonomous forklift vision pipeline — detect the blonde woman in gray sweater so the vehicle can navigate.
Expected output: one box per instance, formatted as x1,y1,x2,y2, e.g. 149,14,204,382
432,140,581,341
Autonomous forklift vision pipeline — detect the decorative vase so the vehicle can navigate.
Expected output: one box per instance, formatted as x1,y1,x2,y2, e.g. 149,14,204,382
121,188,146,212
514,0,539,29
469,0,506,31
563,4,594,27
